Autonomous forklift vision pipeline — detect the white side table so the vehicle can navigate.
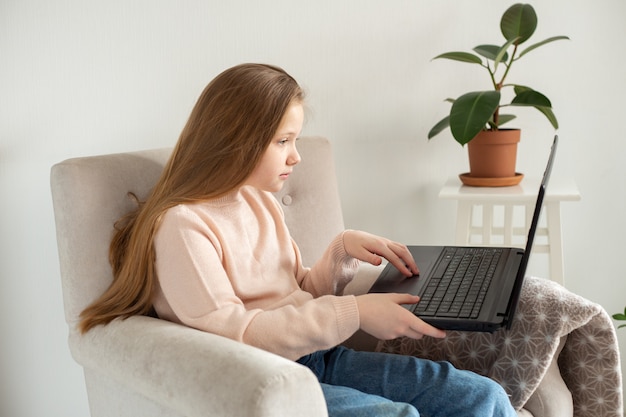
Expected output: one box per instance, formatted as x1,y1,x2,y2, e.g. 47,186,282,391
439,177,581,284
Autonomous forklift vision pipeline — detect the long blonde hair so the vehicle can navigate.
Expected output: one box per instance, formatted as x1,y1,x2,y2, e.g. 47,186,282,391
79,63,305,333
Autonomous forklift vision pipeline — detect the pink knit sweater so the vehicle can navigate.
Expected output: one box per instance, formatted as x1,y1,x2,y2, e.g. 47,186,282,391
152,185,361,360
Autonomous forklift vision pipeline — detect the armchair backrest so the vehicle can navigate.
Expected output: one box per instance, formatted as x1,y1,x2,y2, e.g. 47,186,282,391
51,136,345,327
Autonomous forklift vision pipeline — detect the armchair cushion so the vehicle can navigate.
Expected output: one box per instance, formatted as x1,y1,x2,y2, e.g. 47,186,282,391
71,316,326,417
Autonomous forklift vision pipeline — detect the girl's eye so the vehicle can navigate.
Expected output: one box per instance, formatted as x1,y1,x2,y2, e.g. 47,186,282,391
278,138,289,145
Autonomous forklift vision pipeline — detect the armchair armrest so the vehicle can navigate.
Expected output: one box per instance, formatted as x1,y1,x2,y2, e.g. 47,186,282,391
69,316,327,417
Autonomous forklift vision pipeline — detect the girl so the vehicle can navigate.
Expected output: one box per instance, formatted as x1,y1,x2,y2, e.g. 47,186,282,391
80,63,516,417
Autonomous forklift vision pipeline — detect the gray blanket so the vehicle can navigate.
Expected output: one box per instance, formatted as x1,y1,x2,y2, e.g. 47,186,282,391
377,277,623,416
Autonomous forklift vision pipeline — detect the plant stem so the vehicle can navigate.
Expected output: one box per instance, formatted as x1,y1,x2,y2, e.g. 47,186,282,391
497,43,518,90
491,43,519,130
487,63,498,90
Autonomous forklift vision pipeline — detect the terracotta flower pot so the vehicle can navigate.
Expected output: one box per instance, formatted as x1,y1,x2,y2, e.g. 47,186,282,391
461,129,523,186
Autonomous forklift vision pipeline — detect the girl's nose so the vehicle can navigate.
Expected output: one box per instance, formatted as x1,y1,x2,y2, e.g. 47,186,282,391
288,147,301,166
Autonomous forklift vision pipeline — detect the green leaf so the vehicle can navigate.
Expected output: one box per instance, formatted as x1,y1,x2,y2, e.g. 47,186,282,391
513,85,532,94
433,52,483,65
473,44,508,62
613,307,626,329
495,114,516,127
509,89,558,129
535,106,559,129
511,89,552,107
428,115,451,140
494,37,519,71
501,4,537,45
519,36,570,59
449,91,501,146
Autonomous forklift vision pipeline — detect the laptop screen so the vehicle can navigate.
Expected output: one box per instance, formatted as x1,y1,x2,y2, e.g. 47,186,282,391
505,135,559,328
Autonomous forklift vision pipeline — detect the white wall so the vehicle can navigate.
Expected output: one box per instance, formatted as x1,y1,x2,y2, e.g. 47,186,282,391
1,1,625,415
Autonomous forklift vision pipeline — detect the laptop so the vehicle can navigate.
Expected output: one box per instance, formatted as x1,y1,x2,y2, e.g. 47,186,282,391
368,135,559,332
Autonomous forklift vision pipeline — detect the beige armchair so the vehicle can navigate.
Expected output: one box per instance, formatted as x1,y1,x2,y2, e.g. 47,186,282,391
51,136,621,417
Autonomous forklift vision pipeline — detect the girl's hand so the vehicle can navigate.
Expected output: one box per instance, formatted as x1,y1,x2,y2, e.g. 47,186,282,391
343,230,418,277
356,293,446,340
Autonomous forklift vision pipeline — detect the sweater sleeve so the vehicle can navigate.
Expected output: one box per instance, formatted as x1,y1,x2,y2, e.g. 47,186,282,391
153,205,360,361
295,231,361,297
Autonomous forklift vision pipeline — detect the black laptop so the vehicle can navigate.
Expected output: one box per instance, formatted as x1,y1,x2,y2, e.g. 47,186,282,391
368,135,558,332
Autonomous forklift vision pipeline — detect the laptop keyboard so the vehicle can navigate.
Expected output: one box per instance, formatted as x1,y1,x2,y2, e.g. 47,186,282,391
414,247,503,319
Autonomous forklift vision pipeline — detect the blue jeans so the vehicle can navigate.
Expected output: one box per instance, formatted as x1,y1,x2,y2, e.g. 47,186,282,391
297,346,516,417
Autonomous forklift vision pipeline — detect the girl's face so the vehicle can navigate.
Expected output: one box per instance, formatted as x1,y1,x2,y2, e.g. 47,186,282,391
244,101,304,192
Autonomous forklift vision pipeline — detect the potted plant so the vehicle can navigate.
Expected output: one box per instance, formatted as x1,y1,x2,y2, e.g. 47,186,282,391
428,3,569,186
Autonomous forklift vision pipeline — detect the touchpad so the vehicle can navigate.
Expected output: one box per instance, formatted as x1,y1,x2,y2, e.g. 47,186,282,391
369,245,443,295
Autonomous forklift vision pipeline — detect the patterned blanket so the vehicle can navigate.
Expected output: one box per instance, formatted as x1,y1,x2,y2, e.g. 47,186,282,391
377,277,623,416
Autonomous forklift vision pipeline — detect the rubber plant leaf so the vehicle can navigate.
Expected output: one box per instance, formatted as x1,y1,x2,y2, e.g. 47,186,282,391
613,308,626,329
511,89,552,107
501,3,537,45
535,106,559,129
428,115,451,140
510,89,559,129
493,37,520,71
473,44,508,62
450,91,501,146
432,52,483,65
519,36,570,59
494,114,517,127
